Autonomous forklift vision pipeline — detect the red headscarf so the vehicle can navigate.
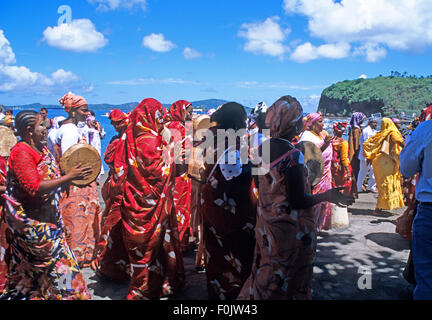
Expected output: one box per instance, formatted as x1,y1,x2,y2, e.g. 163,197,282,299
333,122,348,135
59,92,88,113
420,105,432,123
109,109,130,129
168,100,191,122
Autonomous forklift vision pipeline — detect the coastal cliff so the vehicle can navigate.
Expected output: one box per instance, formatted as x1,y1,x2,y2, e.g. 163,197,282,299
318,74,432,117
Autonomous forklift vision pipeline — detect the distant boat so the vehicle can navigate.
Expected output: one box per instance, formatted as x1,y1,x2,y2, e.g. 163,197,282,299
102,112,110,118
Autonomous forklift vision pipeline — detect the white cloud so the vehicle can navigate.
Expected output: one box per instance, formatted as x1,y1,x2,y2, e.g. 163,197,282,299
353,43,387,62
0,30,91,94
238,17,289,58
283,0,432,61
183,47,202,60
0,30,15,65
142,33,176,53
359,74,368,79
88,0,147,11
299,94,322,113
42,19,108,52
290,42,351,63
0,65,87,94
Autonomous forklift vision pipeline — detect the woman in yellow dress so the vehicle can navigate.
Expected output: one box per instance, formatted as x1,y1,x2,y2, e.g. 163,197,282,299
363,118,405,215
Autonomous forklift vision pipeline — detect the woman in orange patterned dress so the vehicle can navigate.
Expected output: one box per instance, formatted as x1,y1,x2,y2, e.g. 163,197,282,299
56,93,102,268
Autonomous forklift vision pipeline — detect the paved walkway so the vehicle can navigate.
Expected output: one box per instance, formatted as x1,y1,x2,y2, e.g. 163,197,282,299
83,192,414,300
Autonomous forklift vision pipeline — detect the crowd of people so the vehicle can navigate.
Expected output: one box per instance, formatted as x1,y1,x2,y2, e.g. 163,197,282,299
0,95,430,300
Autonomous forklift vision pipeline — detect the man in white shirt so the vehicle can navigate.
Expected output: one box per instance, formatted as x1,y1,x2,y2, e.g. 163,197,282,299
357,118,378,193
0,105,5,122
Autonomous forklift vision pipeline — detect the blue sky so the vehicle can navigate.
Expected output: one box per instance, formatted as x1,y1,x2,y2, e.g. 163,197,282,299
1,0,432,113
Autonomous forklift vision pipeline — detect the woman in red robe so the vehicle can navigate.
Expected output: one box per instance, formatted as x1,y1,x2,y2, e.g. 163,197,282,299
95,110,130,279
166,100,194,251
121,98,185,300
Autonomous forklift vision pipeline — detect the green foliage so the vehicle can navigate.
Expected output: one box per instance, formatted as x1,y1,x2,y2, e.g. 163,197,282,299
321,74,432,116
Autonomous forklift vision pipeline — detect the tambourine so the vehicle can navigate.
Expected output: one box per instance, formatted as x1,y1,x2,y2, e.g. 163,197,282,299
60,143,101,187
0,126,17,157
296,141,324,186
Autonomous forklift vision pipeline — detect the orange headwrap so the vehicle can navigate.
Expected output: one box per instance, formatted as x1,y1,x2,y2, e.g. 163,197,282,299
59,92,88,113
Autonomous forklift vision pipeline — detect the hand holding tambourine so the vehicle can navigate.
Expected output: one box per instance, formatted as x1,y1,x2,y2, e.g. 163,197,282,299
59,144,101,187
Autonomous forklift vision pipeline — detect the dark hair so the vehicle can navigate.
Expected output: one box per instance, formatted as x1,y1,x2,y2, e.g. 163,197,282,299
15,110,39,137
40,108,48,113
210,102,247,130
89,110,95,116
255,112,268,132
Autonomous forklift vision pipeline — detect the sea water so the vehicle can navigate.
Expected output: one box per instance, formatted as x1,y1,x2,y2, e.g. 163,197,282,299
13,108,117,171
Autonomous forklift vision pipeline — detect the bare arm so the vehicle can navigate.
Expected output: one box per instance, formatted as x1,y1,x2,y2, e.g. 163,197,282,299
37,164,93,196
285,164,355,209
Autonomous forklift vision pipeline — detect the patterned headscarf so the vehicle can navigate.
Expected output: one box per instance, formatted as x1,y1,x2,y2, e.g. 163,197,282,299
419,105,432,123
266,96,303,139
168,100,192,122
59,92,88,113
248,102,268,128
362,118,403,163
303,112,322,132
109,109,130,130
129,98,165,135
349,112,367,131
333,122,348,135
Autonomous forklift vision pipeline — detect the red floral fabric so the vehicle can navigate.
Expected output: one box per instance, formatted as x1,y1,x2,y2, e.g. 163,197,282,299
121,98,185,300
166,100,193,250
96,129,130,279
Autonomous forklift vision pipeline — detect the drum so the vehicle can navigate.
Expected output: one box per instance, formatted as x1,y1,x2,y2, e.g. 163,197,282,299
193,115,216,140
0,125,17,157
59,143,102,187
296,141,324,186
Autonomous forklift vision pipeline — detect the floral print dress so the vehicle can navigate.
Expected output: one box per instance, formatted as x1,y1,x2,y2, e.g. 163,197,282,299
238,146,317,300
199,143,257,300
1,143,90,300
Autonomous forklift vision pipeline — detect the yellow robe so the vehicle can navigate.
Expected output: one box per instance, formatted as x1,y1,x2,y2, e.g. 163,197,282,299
363,118,405,210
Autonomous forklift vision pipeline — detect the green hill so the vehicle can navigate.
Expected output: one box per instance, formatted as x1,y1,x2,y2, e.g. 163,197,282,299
318,74,432,117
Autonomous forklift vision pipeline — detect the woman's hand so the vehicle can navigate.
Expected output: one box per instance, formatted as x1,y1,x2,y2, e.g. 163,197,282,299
325,187,356,207
322,135,332,151
67,163,93,181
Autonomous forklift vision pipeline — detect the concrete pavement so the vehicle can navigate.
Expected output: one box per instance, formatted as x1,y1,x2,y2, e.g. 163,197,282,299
83,191,414,300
